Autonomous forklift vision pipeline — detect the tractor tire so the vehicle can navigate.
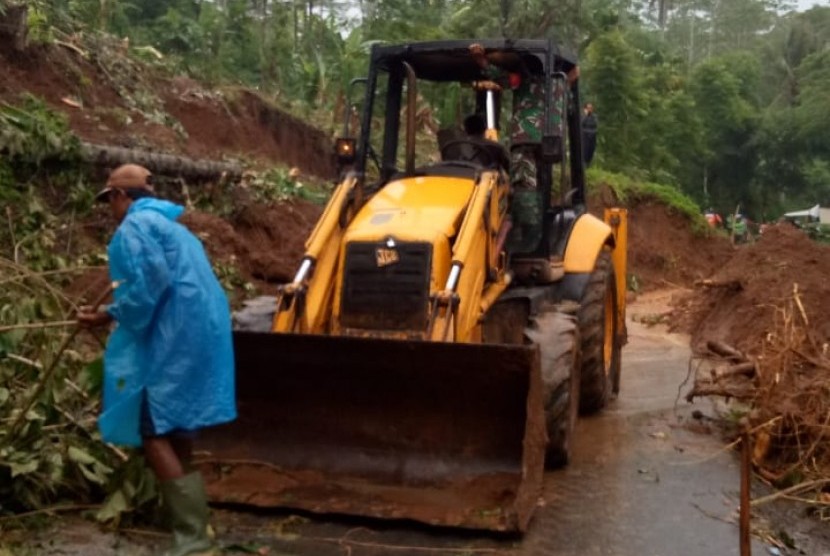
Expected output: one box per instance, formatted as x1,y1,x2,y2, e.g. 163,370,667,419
577,249,621,415
525,310,580,468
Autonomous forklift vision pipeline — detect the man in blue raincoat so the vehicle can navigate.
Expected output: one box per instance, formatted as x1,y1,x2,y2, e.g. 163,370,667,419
78,164,236,556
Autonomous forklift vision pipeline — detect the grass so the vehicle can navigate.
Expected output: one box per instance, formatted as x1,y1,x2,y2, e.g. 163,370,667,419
587,167,709,235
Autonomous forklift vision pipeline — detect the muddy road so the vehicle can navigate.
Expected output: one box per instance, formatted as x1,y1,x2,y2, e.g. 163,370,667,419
220,289,769,556
14,290,827,556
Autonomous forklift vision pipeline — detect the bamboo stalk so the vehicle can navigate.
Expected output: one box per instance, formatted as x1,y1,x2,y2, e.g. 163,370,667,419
752,478,830,506
3,285,114,444
0,320,77,333
0,504,101,522
740,427,752,556
712,362,757,381
707,340,747,361
6,353,42,369
0,265,105,287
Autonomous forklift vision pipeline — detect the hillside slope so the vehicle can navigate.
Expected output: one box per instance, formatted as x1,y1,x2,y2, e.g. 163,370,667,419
0,34,337,179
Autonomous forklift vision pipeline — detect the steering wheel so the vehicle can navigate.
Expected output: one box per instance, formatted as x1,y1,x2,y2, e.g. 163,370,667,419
440,139,496,168
439,160,482,171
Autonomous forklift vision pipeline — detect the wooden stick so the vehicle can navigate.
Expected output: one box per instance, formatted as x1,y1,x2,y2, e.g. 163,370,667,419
713,362,757,381
3,285,114,443
740,427,752,556
686,384,755,402
0,265,106,286
54,40,88,58
707,340,747,361
695,279,742,290
0,504,100,522
0,320,77,333
793,284,809,327
6,353,42,369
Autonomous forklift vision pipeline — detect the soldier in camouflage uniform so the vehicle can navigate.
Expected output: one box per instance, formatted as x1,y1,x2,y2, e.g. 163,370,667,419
470,44,575,252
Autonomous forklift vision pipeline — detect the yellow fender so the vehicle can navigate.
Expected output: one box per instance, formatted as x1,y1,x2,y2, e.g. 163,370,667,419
563,214,614,273
563,210,629,346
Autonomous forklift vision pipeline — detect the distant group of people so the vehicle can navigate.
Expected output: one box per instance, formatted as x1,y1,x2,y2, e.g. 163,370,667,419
705,207,754,244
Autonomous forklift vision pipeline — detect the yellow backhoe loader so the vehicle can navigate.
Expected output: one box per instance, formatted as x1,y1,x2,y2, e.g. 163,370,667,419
197,39,628,532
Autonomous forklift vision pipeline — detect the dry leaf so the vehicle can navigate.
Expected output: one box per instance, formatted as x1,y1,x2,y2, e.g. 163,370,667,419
61,97,82,109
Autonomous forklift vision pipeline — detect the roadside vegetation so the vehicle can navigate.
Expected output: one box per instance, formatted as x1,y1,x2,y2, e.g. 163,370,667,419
587,167,708,234
0,97,325,535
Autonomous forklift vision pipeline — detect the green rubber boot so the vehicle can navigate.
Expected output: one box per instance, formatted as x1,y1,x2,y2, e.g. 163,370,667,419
160,471,214,556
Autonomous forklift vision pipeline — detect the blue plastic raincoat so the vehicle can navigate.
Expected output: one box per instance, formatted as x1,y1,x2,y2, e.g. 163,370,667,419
98,198,236,446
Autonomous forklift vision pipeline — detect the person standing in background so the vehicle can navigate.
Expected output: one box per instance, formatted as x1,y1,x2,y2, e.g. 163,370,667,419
582,103,598,166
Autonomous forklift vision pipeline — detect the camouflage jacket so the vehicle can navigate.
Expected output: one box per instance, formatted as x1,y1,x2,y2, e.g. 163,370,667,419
483,66,565,144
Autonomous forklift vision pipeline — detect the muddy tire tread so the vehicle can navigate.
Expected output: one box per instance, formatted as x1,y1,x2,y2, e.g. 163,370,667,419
577,250,616,414
526,311,579,468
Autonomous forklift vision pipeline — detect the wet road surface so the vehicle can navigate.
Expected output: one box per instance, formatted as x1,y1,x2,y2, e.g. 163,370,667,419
519,290,766,556
207,290,772,555
17,290,827,555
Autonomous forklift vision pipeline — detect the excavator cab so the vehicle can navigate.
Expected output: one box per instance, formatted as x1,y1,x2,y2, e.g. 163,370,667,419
198,40,628,533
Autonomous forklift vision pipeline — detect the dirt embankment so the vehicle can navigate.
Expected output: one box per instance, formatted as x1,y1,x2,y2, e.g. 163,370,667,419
590,188,733,293
65,200,321,308
0,37,337,179
626,201,733,291
671,224,830,353
591,191,829,361
180,201,321,291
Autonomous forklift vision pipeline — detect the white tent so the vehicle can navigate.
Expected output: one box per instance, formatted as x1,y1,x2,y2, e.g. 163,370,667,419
783,204,829,223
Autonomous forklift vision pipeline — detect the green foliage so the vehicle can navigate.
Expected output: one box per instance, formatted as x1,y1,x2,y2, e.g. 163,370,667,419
0,264,121,513
213,261,256,306
246,168,331,205
15,0,821,227
584,30,645,173
0,96,81,165
95,456,159,526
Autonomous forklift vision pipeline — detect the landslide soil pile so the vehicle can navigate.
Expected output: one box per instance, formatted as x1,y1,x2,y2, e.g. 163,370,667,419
0,35,336,178
64,200,321,308
591,186,733,292
180,200,321,291
672,224,830,354
626,201,732,291
677,225,830,492
75,194,730,307
183,192,734,300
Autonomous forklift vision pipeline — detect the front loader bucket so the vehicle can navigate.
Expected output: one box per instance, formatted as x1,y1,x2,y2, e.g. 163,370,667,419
196,331,546,532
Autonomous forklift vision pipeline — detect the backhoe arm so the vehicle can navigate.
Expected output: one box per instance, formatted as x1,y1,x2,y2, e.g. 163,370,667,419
273,175,358,333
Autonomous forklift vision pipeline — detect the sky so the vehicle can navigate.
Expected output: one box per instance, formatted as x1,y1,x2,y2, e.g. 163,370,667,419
795,0,830,10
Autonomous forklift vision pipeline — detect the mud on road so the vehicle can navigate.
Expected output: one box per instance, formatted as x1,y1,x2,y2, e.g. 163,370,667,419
14,290,828,556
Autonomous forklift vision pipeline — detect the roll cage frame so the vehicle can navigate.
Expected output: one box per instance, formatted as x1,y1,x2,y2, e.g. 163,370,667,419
343,39,587,259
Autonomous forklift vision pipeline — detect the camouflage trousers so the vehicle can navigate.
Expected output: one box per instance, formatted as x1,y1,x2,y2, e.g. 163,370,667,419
507,145,542,253
510,146,538,190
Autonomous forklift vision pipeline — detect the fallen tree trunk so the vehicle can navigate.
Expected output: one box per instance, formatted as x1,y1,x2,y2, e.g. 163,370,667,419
81,143,243,181
711,362,757,381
